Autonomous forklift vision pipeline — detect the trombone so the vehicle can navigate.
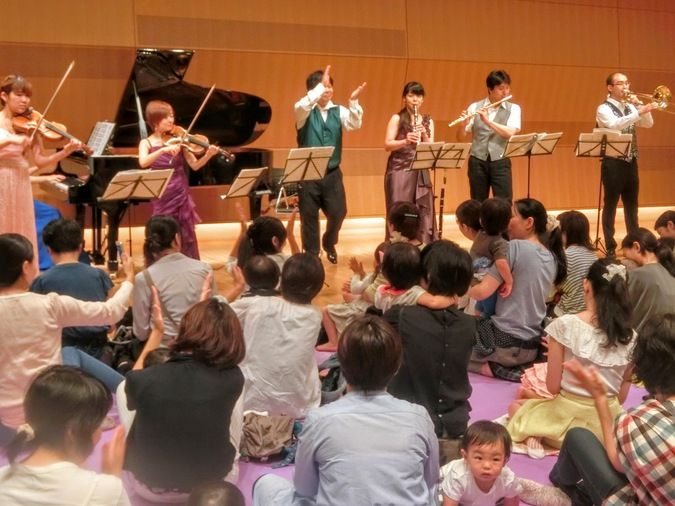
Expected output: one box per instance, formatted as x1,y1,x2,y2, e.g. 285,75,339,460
448,95,513,127
623,85,674,114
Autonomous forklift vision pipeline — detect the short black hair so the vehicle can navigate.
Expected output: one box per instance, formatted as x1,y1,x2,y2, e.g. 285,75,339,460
557,210,593,249
462,420,512,459
381,242,422,290
281,253,325,304
455,199,482,231
243,255,280,290
655,210,675,230
306,70,333,91
0,233,34,287
486,70,511,90
632,314,675,397
420,240,473,297
480,198,512,236
338,315,401,392
42,218,83,253
388,201,421,241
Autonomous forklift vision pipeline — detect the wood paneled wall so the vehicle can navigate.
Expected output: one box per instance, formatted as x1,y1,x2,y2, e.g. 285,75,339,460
3,0,673,223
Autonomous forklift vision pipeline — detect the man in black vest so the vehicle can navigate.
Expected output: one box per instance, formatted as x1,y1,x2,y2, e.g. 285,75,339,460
294,66,366,263
596,72,657,257
457,70,521,202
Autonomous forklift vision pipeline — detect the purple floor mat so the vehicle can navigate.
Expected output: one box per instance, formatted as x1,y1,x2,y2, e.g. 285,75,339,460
1,373,646,506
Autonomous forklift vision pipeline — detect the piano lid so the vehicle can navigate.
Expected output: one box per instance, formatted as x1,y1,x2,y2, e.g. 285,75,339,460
112,48,272,148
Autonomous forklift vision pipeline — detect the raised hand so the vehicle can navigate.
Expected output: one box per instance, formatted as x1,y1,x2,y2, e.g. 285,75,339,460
564,359,607,399
350,82,367,101
322,65,331,87
348,257,365,279
200,272,214,301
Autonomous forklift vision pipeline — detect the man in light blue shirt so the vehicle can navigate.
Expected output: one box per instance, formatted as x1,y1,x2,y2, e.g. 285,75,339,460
253,315,439,505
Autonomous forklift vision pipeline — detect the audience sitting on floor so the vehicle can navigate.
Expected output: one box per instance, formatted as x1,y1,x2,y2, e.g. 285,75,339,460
122,293,246,501
385,239,475,465
0,366,130,505
227,203,300,274
252,314,439,505
30,218,115,362
549,314,675,505
552,210,598,317
654,209,675,240
468,198,567,382
232,253,325,419
320,241,387,351
507,258,635,457
0,233,132,435
132,215,242,346
621,227,675,332
188,480,245,506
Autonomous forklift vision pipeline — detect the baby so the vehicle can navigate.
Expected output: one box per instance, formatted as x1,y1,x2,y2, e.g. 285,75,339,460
441,421,521,506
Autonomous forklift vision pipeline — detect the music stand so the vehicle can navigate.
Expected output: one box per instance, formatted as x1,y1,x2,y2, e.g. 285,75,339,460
503,132,563,198
408,142,471,238
276,147,334,214
98,169,173,269
220,167,268,199
575,129,632,253
99,169,174,202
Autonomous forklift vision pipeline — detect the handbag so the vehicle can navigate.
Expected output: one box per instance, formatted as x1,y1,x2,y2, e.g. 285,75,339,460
240,412,294,461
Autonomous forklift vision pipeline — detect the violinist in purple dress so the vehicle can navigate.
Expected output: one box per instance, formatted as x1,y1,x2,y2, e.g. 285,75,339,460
138,100,219,260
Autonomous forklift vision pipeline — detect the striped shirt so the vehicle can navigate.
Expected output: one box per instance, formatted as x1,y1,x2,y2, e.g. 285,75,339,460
554,245,597,316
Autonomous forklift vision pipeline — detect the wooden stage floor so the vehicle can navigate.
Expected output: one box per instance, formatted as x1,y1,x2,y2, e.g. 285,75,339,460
107,206,671,306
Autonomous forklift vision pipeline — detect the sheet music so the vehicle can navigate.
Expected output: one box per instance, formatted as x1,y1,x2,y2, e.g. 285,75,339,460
86,121,116,156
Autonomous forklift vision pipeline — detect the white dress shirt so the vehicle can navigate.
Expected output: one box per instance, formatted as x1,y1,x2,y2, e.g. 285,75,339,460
294,82,363,131
464,98,521,133
596,96,654,131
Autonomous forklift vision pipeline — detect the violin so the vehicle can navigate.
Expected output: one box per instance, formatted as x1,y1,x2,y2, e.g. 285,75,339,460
12,108,93,155
162,125,235,162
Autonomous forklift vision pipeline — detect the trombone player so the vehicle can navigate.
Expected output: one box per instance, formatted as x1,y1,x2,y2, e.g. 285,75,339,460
596,72,659,257
456,70,521,202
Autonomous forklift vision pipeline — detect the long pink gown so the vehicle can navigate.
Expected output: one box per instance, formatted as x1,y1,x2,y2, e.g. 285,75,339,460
0,128,37,255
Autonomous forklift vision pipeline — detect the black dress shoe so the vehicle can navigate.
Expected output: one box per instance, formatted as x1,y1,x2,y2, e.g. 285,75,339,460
325,249,338,264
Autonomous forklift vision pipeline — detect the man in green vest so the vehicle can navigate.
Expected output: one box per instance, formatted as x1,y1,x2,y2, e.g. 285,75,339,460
294,65,366,263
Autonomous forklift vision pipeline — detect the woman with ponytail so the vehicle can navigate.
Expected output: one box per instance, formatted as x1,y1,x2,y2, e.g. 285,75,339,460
468,198,566,382
132,216,242,345
0,366,129,505
621,227,675,332
506,258,635,456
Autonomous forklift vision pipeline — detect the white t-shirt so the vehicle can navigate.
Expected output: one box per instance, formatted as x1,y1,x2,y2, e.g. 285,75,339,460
0,461,130,505
441,459,521,505
231,295,322,419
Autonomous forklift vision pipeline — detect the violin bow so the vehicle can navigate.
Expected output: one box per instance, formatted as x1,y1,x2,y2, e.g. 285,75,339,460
183,84,216,138
28,60,76,144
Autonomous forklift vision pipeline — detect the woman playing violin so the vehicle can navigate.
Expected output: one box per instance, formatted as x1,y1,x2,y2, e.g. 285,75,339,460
138,100,219,260
0,74,81,261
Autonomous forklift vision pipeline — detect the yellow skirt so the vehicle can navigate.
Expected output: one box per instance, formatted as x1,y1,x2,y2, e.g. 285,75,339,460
506,390,623,449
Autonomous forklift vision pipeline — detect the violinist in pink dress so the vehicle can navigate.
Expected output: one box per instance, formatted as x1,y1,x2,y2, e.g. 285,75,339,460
138,100,219,260
0,75,80,261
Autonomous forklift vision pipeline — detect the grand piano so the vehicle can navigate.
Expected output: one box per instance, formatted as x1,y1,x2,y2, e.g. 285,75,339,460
49,48,272,268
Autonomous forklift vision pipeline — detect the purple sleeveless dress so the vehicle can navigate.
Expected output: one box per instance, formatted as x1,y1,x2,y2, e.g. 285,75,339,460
384,115,437,243
148,145,200,259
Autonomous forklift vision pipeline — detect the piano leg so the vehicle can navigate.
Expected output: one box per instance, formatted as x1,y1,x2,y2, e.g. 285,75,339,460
105,205,127,271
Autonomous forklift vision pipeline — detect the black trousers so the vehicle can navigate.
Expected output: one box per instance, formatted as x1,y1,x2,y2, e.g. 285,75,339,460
549,427,628,506
298,167,347,255
468,155,513,202
601,157,639,252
